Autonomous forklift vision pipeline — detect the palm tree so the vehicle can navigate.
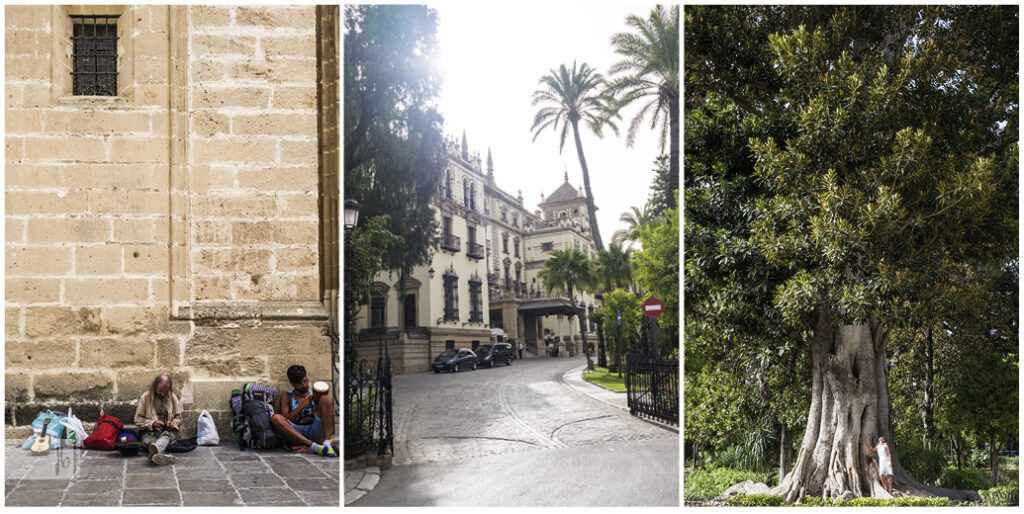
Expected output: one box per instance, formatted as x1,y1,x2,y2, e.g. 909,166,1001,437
611,202,665,249
595,243,633,292
605,5,679,208
531,61,617,251
537,248,596,370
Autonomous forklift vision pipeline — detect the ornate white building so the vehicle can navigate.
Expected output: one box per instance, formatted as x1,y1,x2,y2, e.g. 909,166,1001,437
353,132,601,373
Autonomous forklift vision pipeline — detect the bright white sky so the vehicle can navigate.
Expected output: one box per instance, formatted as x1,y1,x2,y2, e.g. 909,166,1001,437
432,1,665,247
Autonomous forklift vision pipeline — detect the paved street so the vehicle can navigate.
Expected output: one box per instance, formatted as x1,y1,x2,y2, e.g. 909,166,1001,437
5,444,339,506
350,356,679,506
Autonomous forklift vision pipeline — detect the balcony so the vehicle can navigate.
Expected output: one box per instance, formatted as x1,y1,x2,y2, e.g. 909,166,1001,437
467,242,485,260
441,233,461,253
487,273,498,285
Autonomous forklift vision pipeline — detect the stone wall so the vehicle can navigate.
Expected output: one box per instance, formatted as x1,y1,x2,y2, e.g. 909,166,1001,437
5,5,338,440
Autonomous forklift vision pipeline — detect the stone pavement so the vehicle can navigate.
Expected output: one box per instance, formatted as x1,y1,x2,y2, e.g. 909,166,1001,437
343,464,380,505
5,444,339,506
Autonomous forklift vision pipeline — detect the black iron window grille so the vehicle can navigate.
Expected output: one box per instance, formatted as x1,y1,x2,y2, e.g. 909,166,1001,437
71,15,120,96
468,278,483,323
443,272,459,322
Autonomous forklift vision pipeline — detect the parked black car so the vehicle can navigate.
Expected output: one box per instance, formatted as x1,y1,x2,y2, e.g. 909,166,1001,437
433,349,478,373
475,343,514,368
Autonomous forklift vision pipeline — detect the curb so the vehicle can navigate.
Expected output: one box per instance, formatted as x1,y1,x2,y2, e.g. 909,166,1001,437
344,464,381,505
564,365,679,434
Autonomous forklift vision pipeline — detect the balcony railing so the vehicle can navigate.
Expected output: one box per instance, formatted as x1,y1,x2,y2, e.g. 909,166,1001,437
467,242,484,260
487,273,498,285
441,233,461,253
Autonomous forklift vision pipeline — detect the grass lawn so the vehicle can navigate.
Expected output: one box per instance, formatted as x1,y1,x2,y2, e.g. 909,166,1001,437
582,366,627,392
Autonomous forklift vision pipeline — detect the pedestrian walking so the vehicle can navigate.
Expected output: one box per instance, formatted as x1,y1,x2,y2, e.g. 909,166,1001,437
518,341,524,360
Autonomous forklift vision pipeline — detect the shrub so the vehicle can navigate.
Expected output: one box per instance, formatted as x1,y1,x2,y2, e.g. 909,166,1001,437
980,486,1019,506
795,496,954,507
940,467,990,491
728,494,784,506
684,467,770,500
896,440,947,485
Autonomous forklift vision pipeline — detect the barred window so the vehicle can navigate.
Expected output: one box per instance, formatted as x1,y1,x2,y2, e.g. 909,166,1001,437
443,273,459,322
71,15,119,96
468,279,483,323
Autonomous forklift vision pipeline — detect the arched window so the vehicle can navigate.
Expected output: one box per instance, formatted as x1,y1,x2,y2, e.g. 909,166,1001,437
463,178,469,207
445,170,453,199
469,182,476,210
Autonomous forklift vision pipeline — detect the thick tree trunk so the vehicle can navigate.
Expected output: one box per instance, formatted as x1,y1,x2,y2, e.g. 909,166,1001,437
597,324,608,368
780,424,793,480
570,119,604,251
989,434,999,487
770,310,979,503
923,326,935,449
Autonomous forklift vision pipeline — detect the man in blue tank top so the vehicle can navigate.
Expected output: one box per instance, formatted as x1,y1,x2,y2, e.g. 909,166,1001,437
269,365,336,457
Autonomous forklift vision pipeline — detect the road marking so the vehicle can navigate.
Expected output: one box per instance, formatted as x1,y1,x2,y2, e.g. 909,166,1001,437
499,383,566,449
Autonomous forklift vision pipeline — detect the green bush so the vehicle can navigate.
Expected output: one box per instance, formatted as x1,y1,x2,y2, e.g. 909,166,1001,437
728,494,784,506
795,496,955,507
940,467,990,490
896,440,947,485
980,486,1019,506
684,467,770,500
998,456,1018,467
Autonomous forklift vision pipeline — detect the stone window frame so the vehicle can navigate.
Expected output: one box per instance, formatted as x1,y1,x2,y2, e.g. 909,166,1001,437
442,271,459,322
541,241,553,252
502,232,509,254
468,277,483,323
52,5,138,103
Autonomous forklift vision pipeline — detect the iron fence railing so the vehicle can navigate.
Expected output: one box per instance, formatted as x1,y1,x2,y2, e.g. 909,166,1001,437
467,242,484,259
625,357,679,426
344,339,394,459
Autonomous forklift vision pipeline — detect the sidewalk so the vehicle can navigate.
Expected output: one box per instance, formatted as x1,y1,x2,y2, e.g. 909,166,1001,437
4,444,339,506
564,365,679,433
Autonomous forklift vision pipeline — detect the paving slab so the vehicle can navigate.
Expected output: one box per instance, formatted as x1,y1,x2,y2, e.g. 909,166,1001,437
5,445,339,507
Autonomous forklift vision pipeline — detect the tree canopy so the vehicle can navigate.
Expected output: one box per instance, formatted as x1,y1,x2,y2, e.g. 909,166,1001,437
344,4,446,288
685,5,1017,501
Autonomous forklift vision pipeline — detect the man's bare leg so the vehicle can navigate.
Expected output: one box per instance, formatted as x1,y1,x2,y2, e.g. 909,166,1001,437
270,414,314,447
317,394,334,443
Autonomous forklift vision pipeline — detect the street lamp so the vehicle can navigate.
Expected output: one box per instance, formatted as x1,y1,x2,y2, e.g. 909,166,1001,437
428,266,435,279
343,198,360,456
344,199,361,229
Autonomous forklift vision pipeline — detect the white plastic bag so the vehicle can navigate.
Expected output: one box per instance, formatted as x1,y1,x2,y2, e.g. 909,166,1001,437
196,410,220,446
59,407,87,448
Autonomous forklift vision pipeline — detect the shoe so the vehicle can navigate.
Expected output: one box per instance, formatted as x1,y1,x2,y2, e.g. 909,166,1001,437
151,452,175,466
310,442,337,458
148,442,159,459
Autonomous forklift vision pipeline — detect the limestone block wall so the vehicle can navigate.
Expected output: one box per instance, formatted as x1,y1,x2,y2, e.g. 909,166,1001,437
5,5,337,439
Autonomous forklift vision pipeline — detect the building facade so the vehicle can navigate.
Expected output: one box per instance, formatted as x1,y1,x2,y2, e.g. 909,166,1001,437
353,134,600,374
5,5,340,437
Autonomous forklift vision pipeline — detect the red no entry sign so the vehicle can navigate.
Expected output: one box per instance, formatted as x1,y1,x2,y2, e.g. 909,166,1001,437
642,297,663,318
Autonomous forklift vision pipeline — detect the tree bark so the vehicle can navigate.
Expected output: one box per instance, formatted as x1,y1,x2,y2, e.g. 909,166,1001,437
668,93,679,209
989,434,999,487
923,326,935,449
769,309,979,503
597,323,608,368
570,119,604,251
780,423,793,480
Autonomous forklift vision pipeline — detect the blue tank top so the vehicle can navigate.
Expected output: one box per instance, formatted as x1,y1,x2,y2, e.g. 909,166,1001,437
289,390,314,420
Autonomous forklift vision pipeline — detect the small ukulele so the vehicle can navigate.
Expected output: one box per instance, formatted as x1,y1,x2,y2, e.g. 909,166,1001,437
31,418,52,456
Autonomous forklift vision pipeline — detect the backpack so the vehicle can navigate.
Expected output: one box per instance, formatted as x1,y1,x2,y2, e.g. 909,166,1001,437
230,383,280,450
84,415,123,451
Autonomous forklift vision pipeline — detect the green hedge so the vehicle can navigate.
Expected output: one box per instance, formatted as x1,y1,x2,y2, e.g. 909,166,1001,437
795,496,955,506
684,467,771,500
940,467,990,490
980,486,1019,506
728,494,784,506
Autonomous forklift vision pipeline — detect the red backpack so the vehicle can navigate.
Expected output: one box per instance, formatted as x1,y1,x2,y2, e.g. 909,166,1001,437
84,415,123,451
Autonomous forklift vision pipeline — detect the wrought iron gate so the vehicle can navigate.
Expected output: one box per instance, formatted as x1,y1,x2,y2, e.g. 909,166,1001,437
344,339,394,458
625,357,679,426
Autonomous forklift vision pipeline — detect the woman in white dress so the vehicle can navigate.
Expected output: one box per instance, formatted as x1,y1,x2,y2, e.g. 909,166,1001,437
866,435,894,493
